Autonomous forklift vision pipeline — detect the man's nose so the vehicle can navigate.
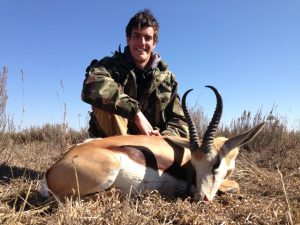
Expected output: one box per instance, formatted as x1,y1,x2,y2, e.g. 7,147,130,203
139,36,146,44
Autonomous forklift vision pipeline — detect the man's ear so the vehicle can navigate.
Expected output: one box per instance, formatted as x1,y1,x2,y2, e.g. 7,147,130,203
126,36,130,44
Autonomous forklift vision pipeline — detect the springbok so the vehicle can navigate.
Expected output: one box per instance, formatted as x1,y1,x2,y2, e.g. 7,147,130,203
40,86,264,201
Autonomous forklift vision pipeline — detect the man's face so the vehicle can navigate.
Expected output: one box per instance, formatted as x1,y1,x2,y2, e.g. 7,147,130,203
127,26,156,69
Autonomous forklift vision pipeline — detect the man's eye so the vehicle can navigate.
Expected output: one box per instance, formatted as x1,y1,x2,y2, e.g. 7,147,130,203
132,34,141,39
131,33,153,41
144,36,153,41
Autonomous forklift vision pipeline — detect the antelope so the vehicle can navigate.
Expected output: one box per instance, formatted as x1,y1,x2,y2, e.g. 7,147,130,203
40,86,264,201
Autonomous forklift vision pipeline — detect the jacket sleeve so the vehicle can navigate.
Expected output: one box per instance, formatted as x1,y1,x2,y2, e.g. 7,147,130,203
160,77,189,138
81,59,140,120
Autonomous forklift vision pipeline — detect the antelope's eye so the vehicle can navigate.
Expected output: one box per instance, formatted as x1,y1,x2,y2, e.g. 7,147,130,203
212,155,221,173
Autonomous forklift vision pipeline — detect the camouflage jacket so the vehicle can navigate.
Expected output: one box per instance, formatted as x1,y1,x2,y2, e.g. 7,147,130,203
81,46,188,137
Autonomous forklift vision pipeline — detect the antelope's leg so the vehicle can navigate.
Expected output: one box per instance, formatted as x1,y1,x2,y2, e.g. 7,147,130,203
46,150,120,198
218,179,240,195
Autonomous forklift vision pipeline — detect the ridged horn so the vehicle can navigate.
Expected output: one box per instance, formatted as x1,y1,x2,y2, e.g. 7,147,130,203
200,85,223,153
182,89,200,152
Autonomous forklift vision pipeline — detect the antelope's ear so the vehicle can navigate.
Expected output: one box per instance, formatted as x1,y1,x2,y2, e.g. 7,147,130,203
222,123,265,155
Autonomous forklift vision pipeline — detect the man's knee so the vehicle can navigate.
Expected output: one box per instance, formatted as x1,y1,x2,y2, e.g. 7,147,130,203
88,112,107,138
92,108,128,136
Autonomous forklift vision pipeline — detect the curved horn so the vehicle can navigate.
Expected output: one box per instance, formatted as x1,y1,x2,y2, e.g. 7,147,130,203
182,89,200,152
201,85,223,153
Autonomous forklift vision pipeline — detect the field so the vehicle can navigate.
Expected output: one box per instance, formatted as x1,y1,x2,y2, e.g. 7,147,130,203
1,69,300,224
1,115,300,225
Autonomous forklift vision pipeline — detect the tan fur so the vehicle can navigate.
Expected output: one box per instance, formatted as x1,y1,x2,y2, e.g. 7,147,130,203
46,148,120,198
219,180,240,194
45,135,192,198
43,123,264,200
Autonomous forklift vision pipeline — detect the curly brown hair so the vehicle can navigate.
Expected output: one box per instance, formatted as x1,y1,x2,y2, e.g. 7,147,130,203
126,9,160,43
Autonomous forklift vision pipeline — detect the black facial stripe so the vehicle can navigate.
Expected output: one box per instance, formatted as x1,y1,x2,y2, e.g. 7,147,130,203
212,155,221,172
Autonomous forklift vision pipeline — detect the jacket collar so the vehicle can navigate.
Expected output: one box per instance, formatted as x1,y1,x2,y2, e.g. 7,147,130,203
122,46,161,71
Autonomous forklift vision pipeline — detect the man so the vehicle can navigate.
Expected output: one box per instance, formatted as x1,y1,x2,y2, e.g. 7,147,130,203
82,9,188,138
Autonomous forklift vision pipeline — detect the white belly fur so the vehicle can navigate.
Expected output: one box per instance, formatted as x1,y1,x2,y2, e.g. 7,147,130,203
112,154,187,196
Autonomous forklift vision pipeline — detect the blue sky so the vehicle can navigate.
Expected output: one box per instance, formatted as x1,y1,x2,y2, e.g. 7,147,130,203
1,0,300,131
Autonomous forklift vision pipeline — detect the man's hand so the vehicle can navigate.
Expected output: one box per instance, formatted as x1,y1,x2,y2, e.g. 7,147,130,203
134,111,161,136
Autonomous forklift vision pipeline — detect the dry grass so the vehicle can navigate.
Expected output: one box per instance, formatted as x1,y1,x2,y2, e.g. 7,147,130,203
1,117,300,224
1,68,300,224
